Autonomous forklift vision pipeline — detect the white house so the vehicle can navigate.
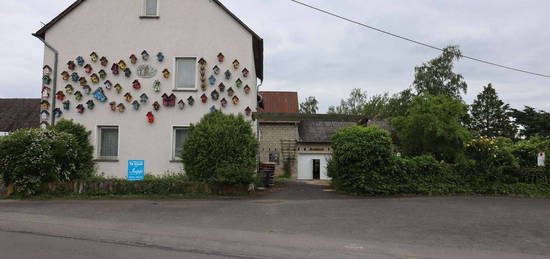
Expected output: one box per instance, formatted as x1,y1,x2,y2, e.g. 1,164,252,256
35,0,263,178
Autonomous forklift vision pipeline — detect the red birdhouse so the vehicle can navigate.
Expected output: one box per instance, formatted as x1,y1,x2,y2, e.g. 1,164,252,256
201,94,208,104
132,80,141,90
84,64,93,74
147,112,155,124
111,63,119,75
168,94,176,107
217,52,225,62
56,91,65,101
162,94,169,106
76,104,85,114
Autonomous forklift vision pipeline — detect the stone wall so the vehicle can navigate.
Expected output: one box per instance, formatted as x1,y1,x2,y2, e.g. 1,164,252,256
259,122,298,177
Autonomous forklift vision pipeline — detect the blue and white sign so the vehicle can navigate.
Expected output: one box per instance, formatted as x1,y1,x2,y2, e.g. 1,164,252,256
128,160,145,181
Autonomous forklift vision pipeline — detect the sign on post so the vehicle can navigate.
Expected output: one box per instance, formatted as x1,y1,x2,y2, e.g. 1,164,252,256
128,160,145,181
538,152,545,167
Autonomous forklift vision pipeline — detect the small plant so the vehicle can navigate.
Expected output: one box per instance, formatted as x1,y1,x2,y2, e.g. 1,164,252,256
282,156,294,178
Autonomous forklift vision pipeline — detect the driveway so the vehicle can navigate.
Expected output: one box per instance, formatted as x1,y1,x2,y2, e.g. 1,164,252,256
0,181,549,258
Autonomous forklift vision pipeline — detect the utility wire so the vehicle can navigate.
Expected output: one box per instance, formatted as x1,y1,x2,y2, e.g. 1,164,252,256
291,0,550,79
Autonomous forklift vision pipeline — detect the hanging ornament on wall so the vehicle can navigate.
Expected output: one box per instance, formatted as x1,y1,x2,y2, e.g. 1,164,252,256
43,65,52,76
76,104,85,114
141,50,150,61
242,68,249,78
74,91,83,101
90,52,99,63
218,83,225,92
227,87,235,97
232,59,240,69
245,107,252,116
42,87,51,98
235,78,243,88
147,112,155,124
201,94,208,104
162,94,169,106
40,110,50,121
76,56,85,66
71,72,79,82
162,69,170,79
42,75,52,85
79,77,87,86
98,69,107,79
118,60,127,70
217,53,225,63
53,108,63,118
111,63,120,75
93,87,108,102
41,100,50,110
82,85,92,95
201,81,207,91
178,100,185,110
124,92,133,103
198,58,207,68
104,80,113,90
220,98,228,108
130,54,138,64
213,65,221,75
132,100,140,110
157,52,164,62
211,90,219,101
65,84,74,95
63,100,70,110
90,73,100,84
100,57,108,67
109,102,117,111
84,64,93,74
153,101,161,111
67,60,76,71
208,75,216,86
114,84,123,94
117,103,126,113
56,91,65,101
124,68,132,78
209,105,217,113
140,93,149,104
244,85,251,95
225,70,232,80
132,80,141,90
187,96,195,106
61,71,70,81
153,80,161,92
168,94,176,106
232,95,240,105
86,100,95,110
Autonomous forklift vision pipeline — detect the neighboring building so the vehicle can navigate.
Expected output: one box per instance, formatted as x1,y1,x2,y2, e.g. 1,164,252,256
0,99,41,135
35,0,263,178
259,91,299,114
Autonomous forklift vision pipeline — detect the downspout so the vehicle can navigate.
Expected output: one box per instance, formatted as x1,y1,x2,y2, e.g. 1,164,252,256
33,34,59,126
256,79,263,177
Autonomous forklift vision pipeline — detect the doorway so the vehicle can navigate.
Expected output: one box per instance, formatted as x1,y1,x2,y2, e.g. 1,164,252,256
312,159,321,180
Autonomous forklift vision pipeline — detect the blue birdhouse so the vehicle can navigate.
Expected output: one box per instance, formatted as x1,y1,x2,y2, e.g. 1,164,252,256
53,108,63,118
93,87,108,102
209,105,217,113
76,56,85,66
209,75,216,86
71,72,79,82
63,100,70,110
140,93,149,104
132,100,140,110
157,52,164,62
225,70,232,80
42,75,52,85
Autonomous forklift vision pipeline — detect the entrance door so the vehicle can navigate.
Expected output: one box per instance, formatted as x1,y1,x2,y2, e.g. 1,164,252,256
312,159,321,180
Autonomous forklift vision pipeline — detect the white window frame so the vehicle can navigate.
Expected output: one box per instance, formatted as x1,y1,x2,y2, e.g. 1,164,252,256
171,126,190,161
173,57,198,92
97,126,120,161
141,0,160,18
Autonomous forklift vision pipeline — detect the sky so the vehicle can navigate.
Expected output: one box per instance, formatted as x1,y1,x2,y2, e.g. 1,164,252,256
1,0,549,112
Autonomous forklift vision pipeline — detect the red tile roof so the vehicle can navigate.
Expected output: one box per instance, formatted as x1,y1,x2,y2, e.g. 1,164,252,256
259,91,299,114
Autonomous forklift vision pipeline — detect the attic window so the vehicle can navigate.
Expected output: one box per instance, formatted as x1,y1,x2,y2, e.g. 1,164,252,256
142,0,159,17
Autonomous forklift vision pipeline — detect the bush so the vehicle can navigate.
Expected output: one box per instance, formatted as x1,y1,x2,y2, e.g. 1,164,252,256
0,128,79,195
511,137,550,168
181,111,258,186
49,120,95,179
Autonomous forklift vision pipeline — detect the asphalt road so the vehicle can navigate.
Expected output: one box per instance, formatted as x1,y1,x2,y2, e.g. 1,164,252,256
0,182,549,259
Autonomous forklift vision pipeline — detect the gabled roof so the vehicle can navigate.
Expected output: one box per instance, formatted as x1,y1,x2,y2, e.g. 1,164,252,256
0,99,41,132
33,0,264,80
298,120,357,143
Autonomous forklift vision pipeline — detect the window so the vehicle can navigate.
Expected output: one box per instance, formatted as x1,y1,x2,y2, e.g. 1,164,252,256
173,127,189,160
98,126,119,159
175,58,197,90
143,0,158,17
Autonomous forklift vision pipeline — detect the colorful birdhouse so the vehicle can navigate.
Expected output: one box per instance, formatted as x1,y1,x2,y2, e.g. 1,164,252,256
129,54,138,64
218,83,226,92
62,100,70,110
79,77,87,86
124,68,132,78
124,92,133,103
71,72,79,82
82,85,92,95
153,80,161,92
118,60,127,70
213,65,221,75
187,96,195,106
84,64,93,74
157,52,164,62
109,102,117,111
111,63,120,75
232,59,240,69
114,84,123,94
209,105,217,113
65,84,74,95
245,106,252,116
217,52,225,62
140,93,149,104
100,57,108,66
42,75,52,85
208,75,216,86
168,94,176,106
162,69,170,79
198,58,207,69
74,91,83,101
98,69,107,79
117,103,126,113
242,68,249,78
43,65,52,76
93,87,108,102
67,60,76,71
76,104,85,114
201,94,208,103
90,52,98,62
227,87,234,97
178,100,185,110
86,100,95,110
244,85,251,95
220,98,228,108
61,71,70,81
147,112,155,124
211,90,219,101
161,94,169,106
104,80,113,90
232,95,240,105
132,100,140,110
132,80,141,90
90,73,100,84
42,87,51,98
40,110,50,121
141,50,150,61
153,101,160,111
200,81,207,91
225,70,232,80
235,78,243,88
76,56,85,66
56,91,65,101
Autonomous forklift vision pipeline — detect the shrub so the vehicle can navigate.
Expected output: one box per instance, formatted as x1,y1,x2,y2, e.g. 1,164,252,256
181,111,258,186
511,137,550,168
49,120,95,179
0,128,79,195
328,126,394,194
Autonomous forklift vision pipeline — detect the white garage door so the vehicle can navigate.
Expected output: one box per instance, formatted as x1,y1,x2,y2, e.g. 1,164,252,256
297,154,331,180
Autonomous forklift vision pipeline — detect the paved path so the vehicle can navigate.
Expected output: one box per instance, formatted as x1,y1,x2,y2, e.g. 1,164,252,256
0,181,549,258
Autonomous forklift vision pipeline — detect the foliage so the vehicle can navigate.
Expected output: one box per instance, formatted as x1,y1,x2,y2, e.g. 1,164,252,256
181,111,258,186
328,88,394,118
299,96,319,114
469,84,516,138
463,136,519,185
385,88,415,118
391,95,471,162
413,46,468,99
510,137,550,168
49,120,95,179
282,156,294,178
0,129,79,195
510,106,550,139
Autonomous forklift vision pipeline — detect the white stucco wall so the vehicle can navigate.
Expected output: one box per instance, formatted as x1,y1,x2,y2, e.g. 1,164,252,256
297,153,331,180
41,0,259,177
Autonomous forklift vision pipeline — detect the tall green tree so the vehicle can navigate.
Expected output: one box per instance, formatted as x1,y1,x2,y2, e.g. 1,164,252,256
469,84,516,138
413,46,468,99
328,89,391,118
299,96,319,114
510,106,550,139
391,95,470,162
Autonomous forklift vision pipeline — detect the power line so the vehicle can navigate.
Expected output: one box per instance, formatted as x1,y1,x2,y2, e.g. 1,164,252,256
290,0,550,79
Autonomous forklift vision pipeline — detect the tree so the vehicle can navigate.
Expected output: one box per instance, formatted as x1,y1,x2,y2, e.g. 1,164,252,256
413,46,468,99
328,89,391,118
386,88,415,118
510,106,550,139
299,96,319,114
391,95,470,162
469,84,516,138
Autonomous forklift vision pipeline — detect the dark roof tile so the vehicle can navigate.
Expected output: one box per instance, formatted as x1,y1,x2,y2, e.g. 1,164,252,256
0,99,41,132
